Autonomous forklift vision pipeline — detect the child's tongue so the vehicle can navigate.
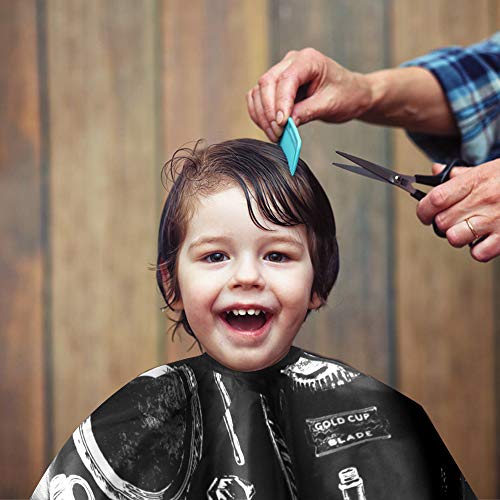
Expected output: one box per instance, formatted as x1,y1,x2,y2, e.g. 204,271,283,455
226,313,267,331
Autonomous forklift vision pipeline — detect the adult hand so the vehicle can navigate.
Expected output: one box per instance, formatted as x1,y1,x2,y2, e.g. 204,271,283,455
416,159,500,262
246,48,372,142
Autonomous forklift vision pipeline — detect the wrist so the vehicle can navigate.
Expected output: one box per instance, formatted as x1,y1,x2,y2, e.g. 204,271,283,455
356,67,458,134
358,70,389,122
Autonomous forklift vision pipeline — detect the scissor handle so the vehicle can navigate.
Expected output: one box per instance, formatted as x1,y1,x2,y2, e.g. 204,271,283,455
414,159,459,187
432,220,447,238
410,190,425,201
412,160,461,239
469,235,487,248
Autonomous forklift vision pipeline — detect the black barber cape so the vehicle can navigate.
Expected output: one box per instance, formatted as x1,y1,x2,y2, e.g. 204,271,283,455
32,347,476,499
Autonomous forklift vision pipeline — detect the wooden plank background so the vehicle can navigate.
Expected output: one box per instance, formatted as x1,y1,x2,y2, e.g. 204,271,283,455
46,0,160,449
0,0,498,497
0,1,46,494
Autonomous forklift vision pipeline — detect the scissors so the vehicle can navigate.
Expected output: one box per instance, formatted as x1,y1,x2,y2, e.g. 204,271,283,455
332,151,458,238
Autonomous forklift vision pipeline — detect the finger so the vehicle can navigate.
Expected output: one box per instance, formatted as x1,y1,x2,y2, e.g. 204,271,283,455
449,166,470,178
416,177,473,225
470,233,500,262
270,120,283,139
251,87,277,142
431,162,470,177
292,91,333,125
258,74,278,125
247,88,259,127
257,58,293,126
275,55,319,126
431,168,496,228
431,163,445,175
445,216,485,248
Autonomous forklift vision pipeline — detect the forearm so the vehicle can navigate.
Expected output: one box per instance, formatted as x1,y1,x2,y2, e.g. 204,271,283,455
359,67,459,136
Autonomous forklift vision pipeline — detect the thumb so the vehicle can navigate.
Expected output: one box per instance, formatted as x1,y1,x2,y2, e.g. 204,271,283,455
432,162,469,178
291,92,331,125
449,166,470,178
431,163,445,175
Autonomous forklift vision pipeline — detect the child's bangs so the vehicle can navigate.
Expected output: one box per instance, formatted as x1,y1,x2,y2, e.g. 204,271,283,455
203,140,313,232
225,178,301,232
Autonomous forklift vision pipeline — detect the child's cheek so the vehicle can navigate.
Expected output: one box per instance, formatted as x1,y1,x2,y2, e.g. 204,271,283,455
268,264,314,296
182,270,222,317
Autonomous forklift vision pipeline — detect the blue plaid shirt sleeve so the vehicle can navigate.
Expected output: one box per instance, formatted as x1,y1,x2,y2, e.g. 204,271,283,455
401,32,500,166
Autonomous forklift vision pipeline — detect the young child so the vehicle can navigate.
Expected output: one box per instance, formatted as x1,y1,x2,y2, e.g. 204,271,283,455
32,139,476,500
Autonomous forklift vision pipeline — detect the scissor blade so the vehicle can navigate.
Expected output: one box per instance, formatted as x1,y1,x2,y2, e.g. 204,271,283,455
331,163,388,183
336,151,397,183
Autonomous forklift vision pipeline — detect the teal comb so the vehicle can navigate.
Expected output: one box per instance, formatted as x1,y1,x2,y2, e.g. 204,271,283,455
279,117,302,176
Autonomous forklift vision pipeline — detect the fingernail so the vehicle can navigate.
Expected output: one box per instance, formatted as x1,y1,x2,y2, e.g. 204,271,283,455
271,120,282,136
293,116,301,126
266,128,277,142
276,110,284,125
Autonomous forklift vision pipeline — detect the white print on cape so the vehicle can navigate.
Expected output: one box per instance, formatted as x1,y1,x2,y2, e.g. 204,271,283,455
306,406,391,457
72,364,202,500
260,394,298,500
440,466,449,495
338,467,367,500
139,364,175,378
281,353,359,392
214,371,245,466
207,475,256,500
48,474,95,500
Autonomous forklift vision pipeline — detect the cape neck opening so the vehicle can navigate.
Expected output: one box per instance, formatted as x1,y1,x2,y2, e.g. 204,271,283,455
201,345,302,379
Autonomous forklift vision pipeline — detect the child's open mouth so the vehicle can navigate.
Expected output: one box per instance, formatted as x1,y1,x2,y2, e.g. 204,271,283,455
222,309,268,332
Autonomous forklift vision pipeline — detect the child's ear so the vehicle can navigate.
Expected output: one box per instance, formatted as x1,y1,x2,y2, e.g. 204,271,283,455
308,291,323,311
159,263,183,311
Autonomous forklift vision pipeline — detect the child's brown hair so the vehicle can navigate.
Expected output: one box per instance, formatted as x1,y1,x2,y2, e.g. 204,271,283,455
156,138,339,341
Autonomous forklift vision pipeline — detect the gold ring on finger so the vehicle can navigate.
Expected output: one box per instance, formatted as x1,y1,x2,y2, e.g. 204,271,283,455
464,217,479,240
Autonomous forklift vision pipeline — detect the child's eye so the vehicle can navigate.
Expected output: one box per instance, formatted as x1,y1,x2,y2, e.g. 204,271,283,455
266,252,289,263
204,252,228,263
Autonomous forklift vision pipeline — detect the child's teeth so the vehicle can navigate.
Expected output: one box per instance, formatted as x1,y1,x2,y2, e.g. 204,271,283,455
228,309,265,316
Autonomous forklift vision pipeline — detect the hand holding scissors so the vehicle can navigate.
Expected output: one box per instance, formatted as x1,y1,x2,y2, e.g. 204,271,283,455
332,151,486,249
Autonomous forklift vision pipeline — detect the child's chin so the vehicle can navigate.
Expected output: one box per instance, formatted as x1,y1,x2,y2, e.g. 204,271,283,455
216,346,289,373
223,356,275,372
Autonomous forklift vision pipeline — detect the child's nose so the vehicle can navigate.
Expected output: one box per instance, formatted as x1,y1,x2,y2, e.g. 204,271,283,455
229,257,265,289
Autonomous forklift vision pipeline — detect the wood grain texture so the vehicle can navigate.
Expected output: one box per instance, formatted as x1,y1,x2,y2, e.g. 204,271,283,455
0,1,46,495
391,1,496,495
273,0,393,383
161,0,270,362
47,0,159,450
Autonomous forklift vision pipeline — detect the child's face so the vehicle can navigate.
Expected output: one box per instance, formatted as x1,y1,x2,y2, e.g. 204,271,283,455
172,184,321,371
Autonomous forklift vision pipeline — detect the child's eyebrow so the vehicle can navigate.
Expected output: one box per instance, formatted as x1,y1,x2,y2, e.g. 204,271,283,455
260,235,305,249
188,235,305,252
188,236,232,252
